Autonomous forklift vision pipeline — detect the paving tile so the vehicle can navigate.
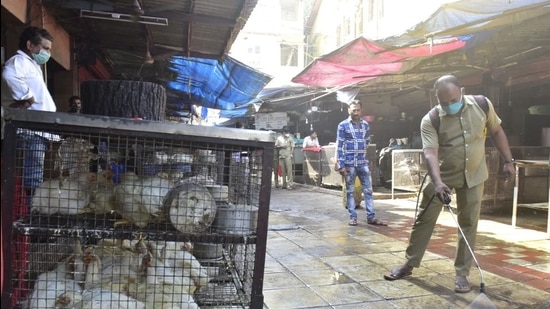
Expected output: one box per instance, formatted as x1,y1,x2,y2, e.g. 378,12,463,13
486,282,550,307
525,278,550,291
320,255,374,268
294,239,338,249
503,263,535,273
312,283,383,305
277,256,332,273
477,245,499,250
263,287,328,309
357,240,407,252
502,258,533,266
335,264,390,282
421,251,448,261
479,271,525,287
277,229,321,241
524,262,550,274
420,259,456,275
474,249,498,255
332,300,397,308
263,271,306,290
502,246,531,252
264,254,288,273
501,252,528,258
292,269,346,286
323,236,373,247
303,245,351,257
523,270,550,280
266,238,302,252
391,294,463,309
365,279,432,299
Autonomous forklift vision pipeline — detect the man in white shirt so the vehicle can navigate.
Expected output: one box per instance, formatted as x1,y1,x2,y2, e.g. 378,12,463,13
302,129,320,148
2,26,57,203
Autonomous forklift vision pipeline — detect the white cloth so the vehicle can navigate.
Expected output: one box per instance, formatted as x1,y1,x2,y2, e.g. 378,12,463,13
302,136,320,148
2,50,59,140
2,50,56,112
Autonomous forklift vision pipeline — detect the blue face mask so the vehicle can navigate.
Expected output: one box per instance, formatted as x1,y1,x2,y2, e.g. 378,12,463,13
32,49,50,65
441,98,463,115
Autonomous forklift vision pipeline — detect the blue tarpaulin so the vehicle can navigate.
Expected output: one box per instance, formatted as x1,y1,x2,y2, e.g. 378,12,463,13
167,55,272,110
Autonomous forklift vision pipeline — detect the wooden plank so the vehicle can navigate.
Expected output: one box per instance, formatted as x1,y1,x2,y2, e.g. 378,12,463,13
517,203,549,211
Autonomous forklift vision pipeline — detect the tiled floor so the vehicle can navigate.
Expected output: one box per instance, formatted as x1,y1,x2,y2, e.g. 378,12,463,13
262,184,550,308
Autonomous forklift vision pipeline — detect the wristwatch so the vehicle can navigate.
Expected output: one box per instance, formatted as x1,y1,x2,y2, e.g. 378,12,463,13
504,158,515,164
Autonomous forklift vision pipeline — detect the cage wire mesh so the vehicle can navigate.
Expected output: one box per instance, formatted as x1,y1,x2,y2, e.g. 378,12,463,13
4,119,269,309
391,149,427,193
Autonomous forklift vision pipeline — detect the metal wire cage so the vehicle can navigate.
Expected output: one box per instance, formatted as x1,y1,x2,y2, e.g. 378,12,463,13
1,108,274,309
391,149,428,198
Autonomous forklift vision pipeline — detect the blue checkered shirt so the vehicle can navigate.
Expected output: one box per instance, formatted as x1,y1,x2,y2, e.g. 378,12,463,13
336,117,370,169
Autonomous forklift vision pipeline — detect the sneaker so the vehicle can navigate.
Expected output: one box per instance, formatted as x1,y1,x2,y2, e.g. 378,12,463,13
348,218,357,226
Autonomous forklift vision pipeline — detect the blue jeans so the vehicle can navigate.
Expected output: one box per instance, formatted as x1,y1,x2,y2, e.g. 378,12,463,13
17,133,48,190
345,165,374,220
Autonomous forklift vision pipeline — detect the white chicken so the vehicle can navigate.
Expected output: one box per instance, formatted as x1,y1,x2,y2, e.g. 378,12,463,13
58,137,99,177
55,288,146,309
151,241,210,293
91,238,150,295
87,170,117,214
139,243,197,295
127,252,200,309
113,174,174,227
65,239,87,285
80,288,146,309
31,173,93,215
82,247,102,289
142,284,199,309
27,265,82,309
54,290,83,308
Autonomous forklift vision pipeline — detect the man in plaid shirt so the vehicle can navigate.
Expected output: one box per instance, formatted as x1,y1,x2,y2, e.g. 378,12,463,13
336,101,386,226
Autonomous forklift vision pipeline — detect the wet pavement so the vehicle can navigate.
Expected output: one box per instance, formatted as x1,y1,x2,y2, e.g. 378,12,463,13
262,184,550,309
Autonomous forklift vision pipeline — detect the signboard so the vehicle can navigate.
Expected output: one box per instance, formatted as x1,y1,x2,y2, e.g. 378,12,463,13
254,112,288,130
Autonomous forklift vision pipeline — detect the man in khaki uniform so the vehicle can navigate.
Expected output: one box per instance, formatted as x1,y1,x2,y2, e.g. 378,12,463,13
384,75,515,293
275,126,295,189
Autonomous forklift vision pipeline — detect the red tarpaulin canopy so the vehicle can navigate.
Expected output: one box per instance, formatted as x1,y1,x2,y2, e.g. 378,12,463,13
291,36,467,87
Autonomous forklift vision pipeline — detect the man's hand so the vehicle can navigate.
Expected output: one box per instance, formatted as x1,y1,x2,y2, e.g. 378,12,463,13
503,162,515,182
9,97,35,109
338,167,347,176
434,181,451,204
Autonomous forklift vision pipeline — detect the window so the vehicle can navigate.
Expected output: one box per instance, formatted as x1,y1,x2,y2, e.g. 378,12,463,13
248,45,261,54
280,0,298,22
280,44,298,67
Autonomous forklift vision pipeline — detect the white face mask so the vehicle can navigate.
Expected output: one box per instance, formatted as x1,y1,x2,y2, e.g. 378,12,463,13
284,133,290,137
32,49,51,65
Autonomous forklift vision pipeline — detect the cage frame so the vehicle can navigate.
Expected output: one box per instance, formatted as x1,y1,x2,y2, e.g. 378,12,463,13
1,107,275,309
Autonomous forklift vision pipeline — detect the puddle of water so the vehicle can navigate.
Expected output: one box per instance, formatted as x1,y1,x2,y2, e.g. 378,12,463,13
331,271,354,284
268,224,300,231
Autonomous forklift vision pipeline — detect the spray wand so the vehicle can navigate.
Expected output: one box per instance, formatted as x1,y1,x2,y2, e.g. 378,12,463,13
442,192,486,293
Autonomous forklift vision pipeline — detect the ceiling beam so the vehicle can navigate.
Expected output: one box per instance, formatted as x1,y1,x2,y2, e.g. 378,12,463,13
184,1,196,57
160,12,236,27
506,71,550,88
492,56,550,81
